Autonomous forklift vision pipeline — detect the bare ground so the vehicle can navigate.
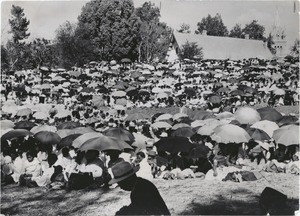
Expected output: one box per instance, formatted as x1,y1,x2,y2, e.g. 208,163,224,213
1,172,299,215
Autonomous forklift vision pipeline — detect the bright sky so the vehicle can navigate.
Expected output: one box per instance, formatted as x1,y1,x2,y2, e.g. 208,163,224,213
1,0,299,46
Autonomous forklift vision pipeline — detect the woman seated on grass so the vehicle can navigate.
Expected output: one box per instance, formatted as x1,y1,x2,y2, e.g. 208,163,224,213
19,150,42,187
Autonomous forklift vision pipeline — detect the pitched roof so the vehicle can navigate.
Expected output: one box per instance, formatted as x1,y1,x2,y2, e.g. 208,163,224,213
173,32,273,60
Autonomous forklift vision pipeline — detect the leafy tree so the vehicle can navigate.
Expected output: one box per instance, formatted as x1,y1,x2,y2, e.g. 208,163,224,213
178,23,191,33
78,0,141,61
1,45,10,73
265,33,276,55
242,20,265,40
196,13,228,36
9,5,30,44
54,21,95,68
229,24,243,38
135,2,172,62
179,41,203,60
291,39,299,56
28,38,58,69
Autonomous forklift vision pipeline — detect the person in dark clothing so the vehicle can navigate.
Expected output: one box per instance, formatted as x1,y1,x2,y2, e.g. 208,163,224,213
109,161,170,215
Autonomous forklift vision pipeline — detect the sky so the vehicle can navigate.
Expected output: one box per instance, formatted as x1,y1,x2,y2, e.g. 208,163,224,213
1,0,299,46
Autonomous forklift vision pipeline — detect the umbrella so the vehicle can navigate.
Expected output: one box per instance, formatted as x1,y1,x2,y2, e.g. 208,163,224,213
197,124,219,136
245,127,271,141
154,137,195,154
30,125,57,134
40,83,51,90
57,134,81,149
238,85,256,94
208,95,221,104
173,113,188,121
188,145,210,159
72,132,103,148
126,88,138,97
14,121,37,130
55,110,72,119
191,120,206,128
251,120,279,137
79,135,133,152
155,114,173,122
81,87,95,94
57,121,81,130
151,121,172,129
32,111,49,120
273,88,285,96
56,129,73,139
230,89,244,96
16,108,32,117
211,124,251,144
114,105,126,111
35,131,61,145
121,58,131,63
111,90,126,97
257,107,283,122
157,92,168,99
234,107,261,124
125,113,151,121
171,127,195,137
103,127,135,144
172,123,191,130
1,129,33,141
131,133,150,149
190,111,215,120
184,88,196,96
0,120,15,130
273,126,299,146
216,87,230,93
71,127,95,134
277,116,298,127
215,112,235,120
115,98,127,106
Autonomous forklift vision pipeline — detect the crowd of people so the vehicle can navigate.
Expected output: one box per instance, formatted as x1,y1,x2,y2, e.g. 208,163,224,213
1,57,299,193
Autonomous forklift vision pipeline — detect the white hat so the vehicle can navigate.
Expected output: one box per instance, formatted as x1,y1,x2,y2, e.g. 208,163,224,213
160,132,168,137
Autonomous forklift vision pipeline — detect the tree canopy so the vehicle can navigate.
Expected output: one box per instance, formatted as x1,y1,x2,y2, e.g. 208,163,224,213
179,41,203,60
229,24,243,38
135,2,172,62
242,20,265,40
196,14,228,36
177,23,191,33
9,5,30,44
77,0,141,61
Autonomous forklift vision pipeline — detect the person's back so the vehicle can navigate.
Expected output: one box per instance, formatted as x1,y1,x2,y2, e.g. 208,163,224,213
130,177,170,215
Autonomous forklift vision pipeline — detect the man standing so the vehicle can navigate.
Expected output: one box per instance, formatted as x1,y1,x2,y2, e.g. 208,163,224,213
109,161,170,215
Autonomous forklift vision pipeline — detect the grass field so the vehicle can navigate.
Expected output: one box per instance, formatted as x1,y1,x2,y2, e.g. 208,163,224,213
1,172,299,215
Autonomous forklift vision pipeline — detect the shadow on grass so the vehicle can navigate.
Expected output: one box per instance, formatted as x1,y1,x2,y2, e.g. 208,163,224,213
179,188,299,215
1,184,119,215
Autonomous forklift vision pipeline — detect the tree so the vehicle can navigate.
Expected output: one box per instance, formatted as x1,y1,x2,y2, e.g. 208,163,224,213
229,24,243,38
78,0,141,61
265,33,276,55
196,13,228,36
1,45,10,73
8,5,30,44
135,2,172,62
179,41,203,60
54,21,95,68
178,23,190,33
242,20,265,40
291,39,300,57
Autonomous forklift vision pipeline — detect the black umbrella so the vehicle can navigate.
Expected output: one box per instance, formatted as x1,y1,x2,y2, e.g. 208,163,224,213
57,121,81,130
245,128,270,141
57,133,81,150
14,121,37,131
154,137,195,154
171,127,195,138
257,107,282,122
1,129,33,141
184,88,196,97
277,116,298,127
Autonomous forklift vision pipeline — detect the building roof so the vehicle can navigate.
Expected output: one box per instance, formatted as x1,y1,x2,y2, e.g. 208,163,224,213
173,32,274,60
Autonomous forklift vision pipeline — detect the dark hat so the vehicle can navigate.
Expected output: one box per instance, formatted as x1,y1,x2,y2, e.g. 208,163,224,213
108,161,139,185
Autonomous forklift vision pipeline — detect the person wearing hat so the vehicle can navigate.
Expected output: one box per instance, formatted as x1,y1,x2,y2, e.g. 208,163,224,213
110,161,170,215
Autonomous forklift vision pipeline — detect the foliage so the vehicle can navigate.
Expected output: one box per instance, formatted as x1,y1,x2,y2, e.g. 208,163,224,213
265,33,276,55
242,20,265,40
229,24,243,38
135,2,172,62
290,39,299,57
178,23,191,33
77,0,141,61
1,45,10,72
179,41,203,60
8,5,30,44
196,14,228,36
